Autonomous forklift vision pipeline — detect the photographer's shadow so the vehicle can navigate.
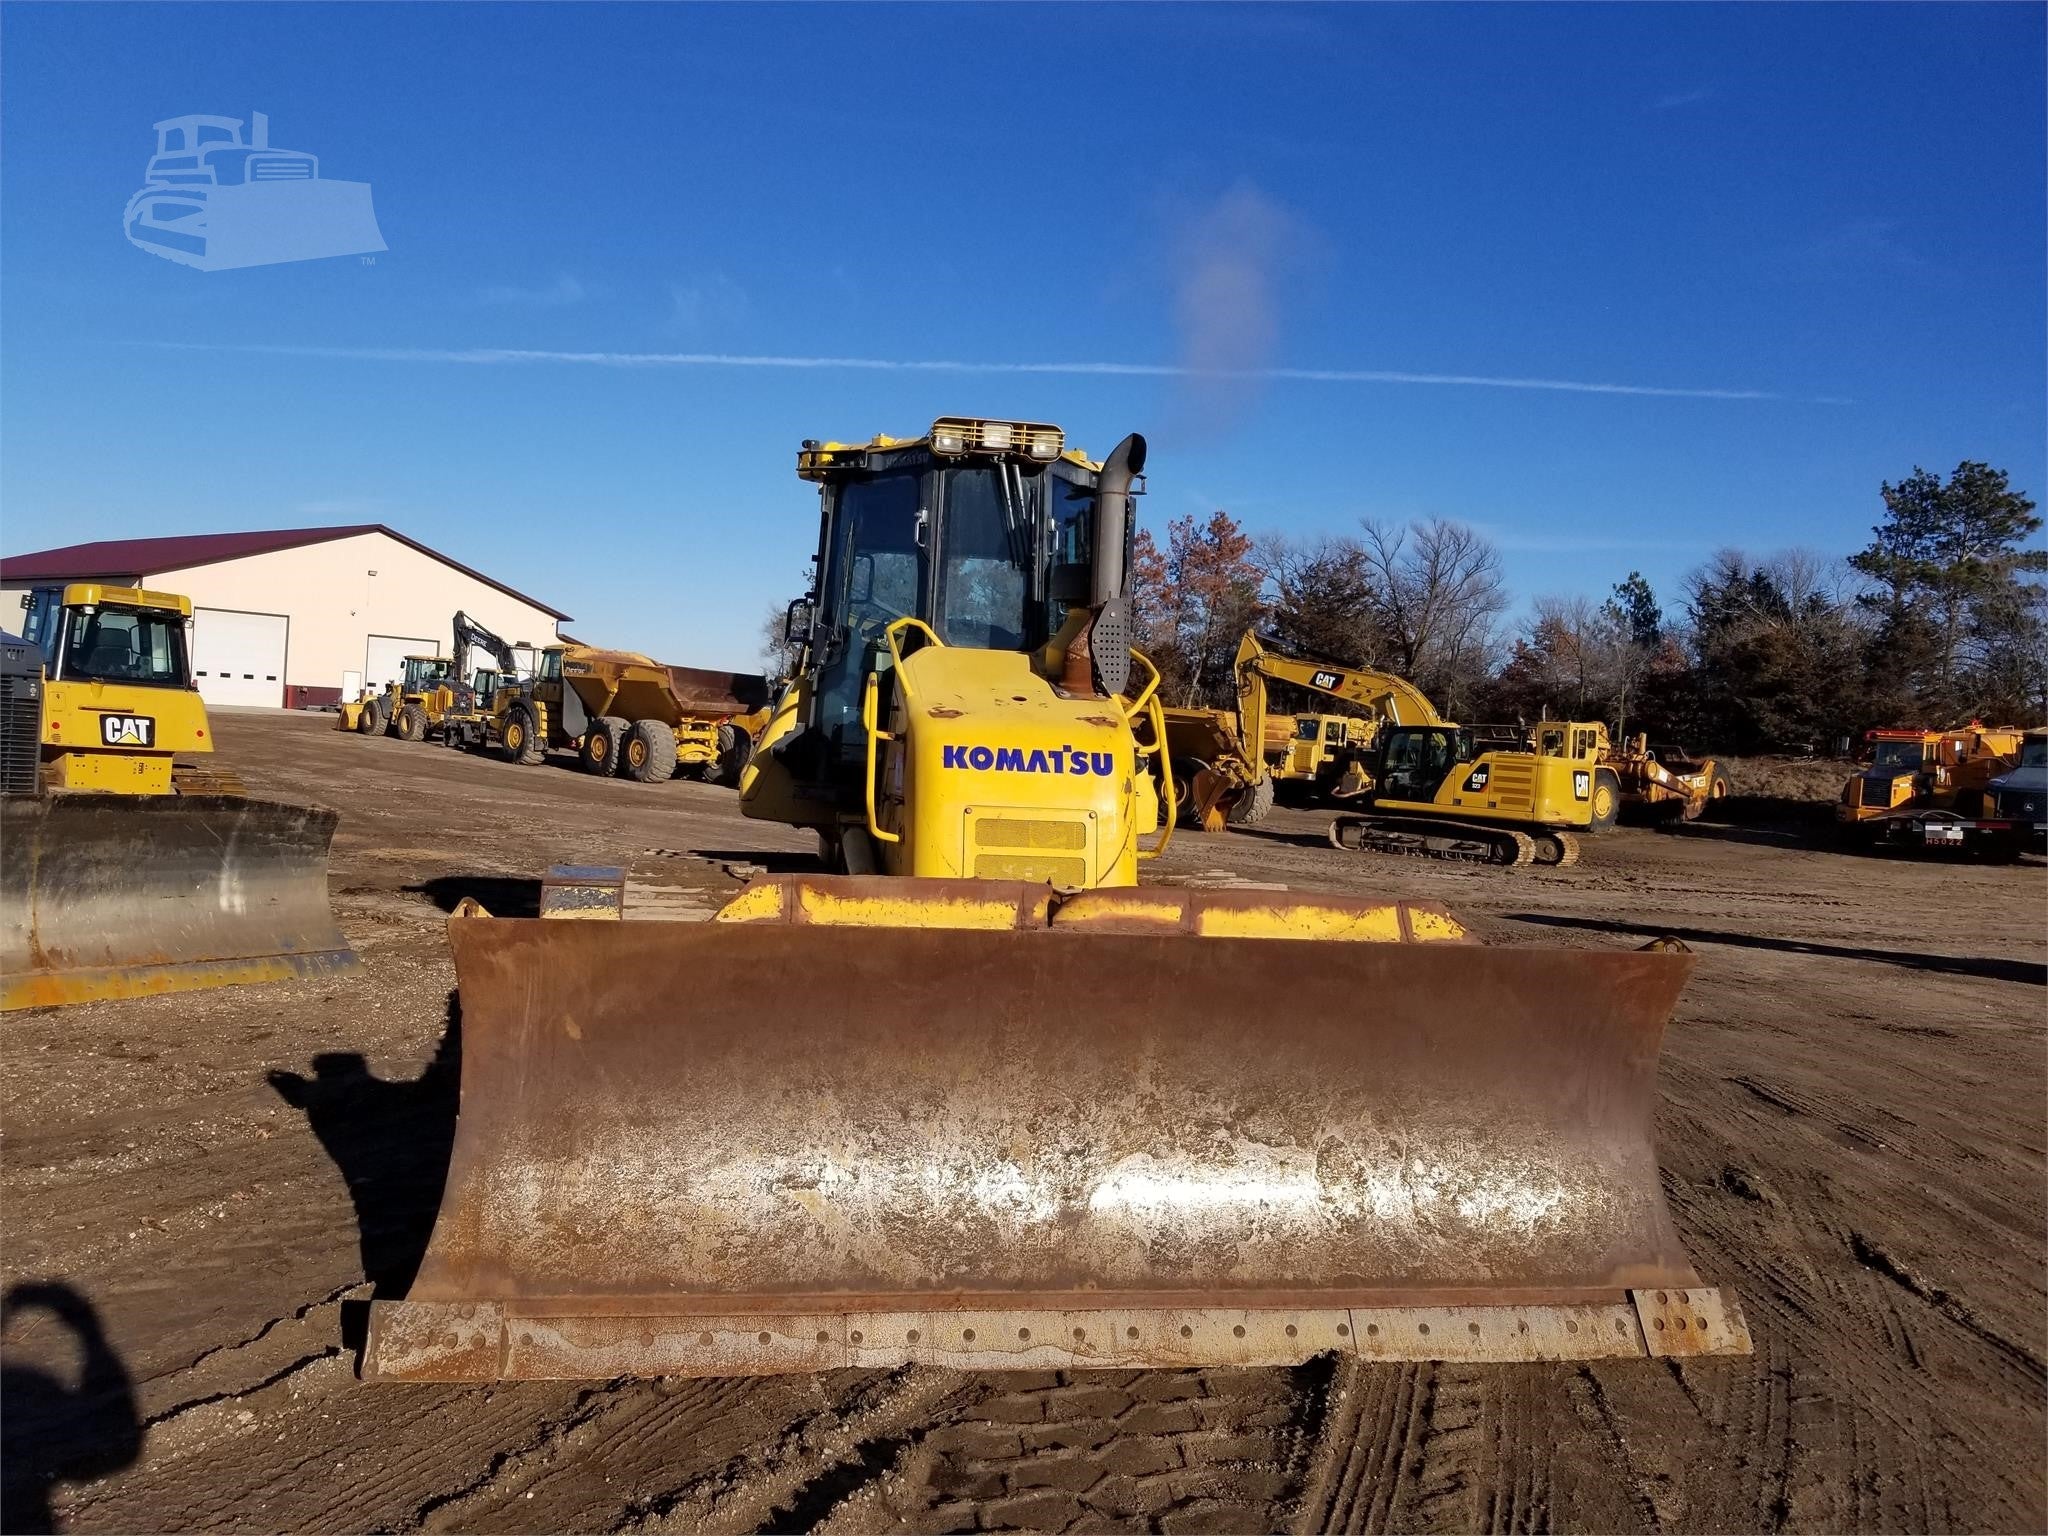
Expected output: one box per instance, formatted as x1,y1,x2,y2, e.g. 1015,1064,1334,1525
267,993,462,1297
1,1282,143,1534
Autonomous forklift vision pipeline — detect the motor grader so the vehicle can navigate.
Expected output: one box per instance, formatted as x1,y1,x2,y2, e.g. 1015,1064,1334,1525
363,416,1748,1385
1,583,356,1009
1235,633,1621,866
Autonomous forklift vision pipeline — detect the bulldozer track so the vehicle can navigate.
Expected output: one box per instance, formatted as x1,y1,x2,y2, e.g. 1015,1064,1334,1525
6,710,2041,1536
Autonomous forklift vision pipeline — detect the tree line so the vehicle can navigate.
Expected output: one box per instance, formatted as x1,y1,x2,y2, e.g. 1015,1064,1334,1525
1132,461,2046,754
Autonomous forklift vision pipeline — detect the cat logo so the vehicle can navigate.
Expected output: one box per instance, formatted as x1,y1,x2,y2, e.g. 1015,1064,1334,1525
1463,766,1490,792
1573,770,1591,799
1310,670,1343,691
99,714,156,748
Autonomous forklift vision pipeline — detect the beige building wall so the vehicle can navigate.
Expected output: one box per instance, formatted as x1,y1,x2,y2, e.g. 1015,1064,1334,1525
2,529,564,702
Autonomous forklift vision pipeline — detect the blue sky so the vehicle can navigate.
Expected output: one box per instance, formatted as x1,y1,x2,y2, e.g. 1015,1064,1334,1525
3,2,2042,669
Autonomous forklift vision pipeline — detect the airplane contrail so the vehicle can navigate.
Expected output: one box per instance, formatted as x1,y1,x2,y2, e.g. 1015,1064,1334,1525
146,341,1837,402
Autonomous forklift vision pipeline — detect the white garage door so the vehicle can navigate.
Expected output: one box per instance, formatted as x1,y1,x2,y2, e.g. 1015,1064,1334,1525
364,634,438,694
192,608,288,708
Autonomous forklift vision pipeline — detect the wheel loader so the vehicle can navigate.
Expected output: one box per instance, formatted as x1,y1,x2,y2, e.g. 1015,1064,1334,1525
2,584,357,1010
1236,633,1620,866
363,417,1747,1384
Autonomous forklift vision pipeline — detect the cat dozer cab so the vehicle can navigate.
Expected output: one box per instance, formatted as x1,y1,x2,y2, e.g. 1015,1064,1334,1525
2,585,356,1010
364,419,1747,1382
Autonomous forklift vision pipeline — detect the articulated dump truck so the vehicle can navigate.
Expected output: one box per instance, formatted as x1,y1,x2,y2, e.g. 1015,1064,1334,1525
365,419,1748,1382
2,585,356,1010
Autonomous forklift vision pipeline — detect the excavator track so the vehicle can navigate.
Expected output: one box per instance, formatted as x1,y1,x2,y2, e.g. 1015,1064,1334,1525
1531,830,1582,867
1328,814,1537,867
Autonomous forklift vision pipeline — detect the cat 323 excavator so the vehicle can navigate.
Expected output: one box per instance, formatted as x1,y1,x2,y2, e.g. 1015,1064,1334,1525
364,418,1748,1384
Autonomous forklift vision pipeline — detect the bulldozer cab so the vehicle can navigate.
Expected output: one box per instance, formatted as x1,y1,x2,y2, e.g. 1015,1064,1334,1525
790,420,1105,792
22,584,192,691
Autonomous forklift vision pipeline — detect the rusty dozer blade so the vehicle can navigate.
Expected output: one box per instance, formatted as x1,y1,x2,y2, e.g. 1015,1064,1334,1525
1,793,360,1010
366,879,1748,1380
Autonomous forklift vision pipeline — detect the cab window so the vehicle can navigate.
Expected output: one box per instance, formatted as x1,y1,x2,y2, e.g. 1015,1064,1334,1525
936,466,1029,651
61,605,189,688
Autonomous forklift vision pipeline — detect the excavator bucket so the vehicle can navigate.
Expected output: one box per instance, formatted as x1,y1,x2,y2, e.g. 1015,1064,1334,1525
366,877,1748,1381
1,793,359,1010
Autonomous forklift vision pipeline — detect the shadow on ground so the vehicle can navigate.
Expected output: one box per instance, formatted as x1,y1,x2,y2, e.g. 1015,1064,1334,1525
407,874,543,918
1507,912,2048,986
268,993,462,1297
1,1282,143,1534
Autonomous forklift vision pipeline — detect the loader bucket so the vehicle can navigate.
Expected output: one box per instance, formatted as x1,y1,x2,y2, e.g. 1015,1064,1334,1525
366,878,1749,1381
1,793,359,1010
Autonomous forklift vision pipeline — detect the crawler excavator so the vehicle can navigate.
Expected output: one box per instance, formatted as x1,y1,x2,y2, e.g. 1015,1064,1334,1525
363,417,1747,1383
2,584,356,1009
1237,633,1621,866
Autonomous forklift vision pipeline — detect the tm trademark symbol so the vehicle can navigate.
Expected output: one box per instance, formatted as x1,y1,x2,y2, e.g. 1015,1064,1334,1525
360,255,377,266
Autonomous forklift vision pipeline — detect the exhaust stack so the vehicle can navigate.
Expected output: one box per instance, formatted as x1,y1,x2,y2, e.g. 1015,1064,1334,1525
1063,432,1146,698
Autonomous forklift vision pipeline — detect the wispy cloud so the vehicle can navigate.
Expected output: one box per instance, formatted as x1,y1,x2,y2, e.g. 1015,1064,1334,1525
475,274,587,306
1651,87,1715,111
1169,182,1306,428
146,341,1832,402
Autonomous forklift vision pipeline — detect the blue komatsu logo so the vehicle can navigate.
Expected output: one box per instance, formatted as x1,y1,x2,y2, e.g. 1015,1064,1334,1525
942,744,1117,776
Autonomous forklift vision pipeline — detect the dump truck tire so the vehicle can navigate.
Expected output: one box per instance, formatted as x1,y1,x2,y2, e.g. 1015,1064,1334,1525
580,716,628,776
395,702,428,742
1226,772,1275,826
362,881,1750,1383
1172,757,1209,827
716,723,753,788
1,793,359,1010
502,704,545,766
623,718,678,782
356,698,385,736
1589,768,1621,832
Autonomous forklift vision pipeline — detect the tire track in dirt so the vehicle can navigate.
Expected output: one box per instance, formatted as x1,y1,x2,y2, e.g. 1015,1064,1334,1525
617,1368,983,1533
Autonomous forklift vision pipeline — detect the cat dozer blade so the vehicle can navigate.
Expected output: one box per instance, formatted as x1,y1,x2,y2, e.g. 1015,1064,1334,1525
365,877,1749,1381
1,793,359,1010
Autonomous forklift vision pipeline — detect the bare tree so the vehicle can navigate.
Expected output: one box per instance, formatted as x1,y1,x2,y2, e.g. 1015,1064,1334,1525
1357,518,1509,716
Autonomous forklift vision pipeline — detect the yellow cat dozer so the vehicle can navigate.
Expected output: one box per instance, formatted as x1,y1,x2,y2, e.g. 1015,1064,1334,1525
2,585,357,1010
365,420,1747,1381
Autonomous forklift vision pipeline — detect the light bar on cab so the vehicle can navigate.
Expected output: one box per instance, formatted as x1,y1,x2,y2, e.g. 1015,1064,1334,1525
929,417,1064,462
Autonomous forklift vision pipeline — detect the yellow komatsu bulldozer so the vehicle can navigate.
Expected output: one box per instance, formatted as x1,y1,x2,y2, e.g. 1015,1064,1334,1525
2,584,357,1009
1236,634,1620,867
363,417,1747,1384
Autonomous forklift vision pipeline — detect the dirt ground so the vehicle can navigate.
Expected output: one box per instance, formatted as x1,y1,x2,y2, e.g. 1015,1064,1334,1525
4,708,2043,1534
